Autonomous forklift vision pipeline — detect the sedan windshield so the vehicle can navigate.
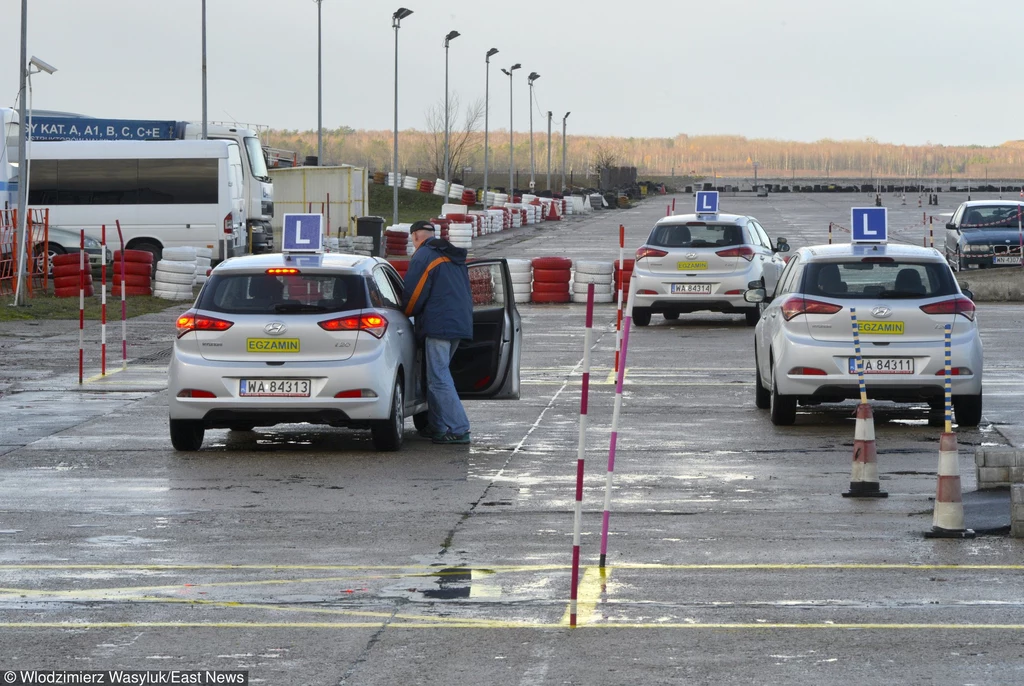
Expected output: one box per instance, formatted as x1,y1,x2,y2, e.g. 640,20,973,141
803,261,958,299
197,273,367,314
648,223,743,248
961,205,1023,229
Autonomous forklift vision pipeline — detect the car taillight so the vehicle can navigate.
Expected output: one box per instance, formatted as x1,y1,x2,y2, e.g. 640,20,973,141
318,313,389,338
224,213,233,234
919,297,976,321
789,367,827,376
715,246,755,261
334,389,378,398
934,368,972,376
636,247,668,260
176,310,234,337
781,296,844,321
177,389,216,398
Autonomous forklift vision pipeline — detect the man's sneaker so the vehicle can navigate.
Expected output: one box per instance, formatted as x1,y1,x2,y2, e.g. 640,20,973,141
432,431,471,445
418,427,445,440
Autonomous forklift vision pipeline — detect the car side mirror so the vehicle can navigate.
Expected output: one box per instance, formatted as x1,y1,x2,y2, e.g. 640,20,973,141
775,237,790,253
945,222,957,231
747,279,764,289
744,288,766,304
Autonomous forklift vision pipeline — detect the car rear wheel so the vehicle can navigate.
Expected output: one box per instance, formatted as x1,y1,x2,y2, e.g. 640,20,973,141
754,348,770,410
371,380,404,451
663,312,679,321
169,419,204,451
744,307,760,326
769,362,796,426
953,391,982,427
632,307,652,327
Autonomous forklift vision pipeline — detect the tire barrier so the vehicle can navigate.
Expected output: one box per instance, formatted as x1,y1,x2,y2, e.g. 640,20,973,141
495,258,532,304
154,259,197,300
531,256,571,303
51,253,82,268
614,258,635,294
470,267,494,305
433,179,448,197
571,260,615,303
386,172,403,187
54,273,92,290
111,248,154,296
195,247,212,286
387,258,410,278
385,226,413,257
402,175,418,191
418,179,435,193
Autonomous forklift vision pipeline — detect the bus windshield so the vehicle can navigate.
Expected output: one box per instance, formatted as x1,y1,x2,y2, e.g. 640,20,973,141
244,137,270,181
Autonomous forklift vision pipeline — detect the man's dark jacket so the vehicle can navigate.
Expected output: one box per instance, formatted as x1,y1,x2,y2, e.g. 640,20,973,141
401,237,473,341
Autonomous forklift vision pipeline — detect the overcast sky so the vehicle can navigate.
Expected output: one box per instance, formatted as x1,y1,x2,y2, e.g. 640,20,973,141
3,1,1022,147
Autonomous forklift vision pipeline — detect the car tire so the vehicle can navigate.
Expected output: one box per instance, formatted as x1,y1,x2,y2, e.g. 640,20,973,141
927,399,945,427
754,348,770,410
169,419,204,451
663,312,679,321
953,391,983,427
413,411,430,433
744,308,760,326
371,380,404,451
632,307,652,327
769,362,796,426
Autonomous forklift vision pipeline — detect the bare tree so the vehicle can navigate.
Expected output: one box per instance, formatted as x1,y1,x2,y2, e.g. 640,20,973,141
593,144,618,172
424,94,484,180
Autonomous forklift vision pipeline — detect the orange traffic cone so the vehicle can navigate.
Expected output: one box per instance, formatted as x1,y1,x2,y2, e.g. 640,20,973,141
545,200,561,221
842,403,888,498
924,432,975,538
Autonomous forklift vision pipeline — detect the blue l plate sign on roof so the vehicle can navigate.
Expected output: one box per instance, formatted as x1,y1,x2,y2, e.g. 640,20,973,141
851,207,887,242
282,214,324,253
695,191,719,214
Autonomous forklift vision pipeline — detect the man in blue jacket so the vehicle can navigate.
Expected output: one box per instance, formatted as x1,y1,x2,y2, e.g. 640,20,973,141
402,220,474,444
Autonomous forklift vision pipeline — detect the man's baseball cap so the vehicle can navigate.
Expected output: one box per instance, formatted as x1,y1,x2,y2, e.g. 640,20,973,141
410,220,435,233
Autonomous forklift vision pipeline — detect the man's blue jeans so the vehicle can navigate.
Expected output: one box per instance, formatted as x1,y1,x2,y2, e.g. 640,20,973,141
424,337,470,436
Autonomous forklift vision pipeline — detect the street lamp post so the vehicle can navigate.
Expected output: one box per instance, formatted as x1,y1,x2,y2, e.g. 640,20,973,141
546,111,552,192
483,48,499,209
443,30,460,191
527,72,540,189
315,0,323,165
500,63,521,196
561,111,570,193
392,7,413,226
201,0,207,140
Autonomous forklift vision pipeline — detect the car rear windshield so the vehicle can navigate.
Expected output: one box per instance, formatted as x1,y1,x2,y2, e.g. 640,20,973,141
647,222,743,248
197,273,367,314
961,205,1023,228
803,261,958,299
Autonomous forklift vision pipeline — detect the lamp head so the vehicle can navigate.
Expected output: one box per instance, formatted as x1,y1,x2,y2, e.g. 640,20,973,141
486,47,499,59
563,111,571,121
393,7,413,21
28,56,57,75
511,63,521,71
528,72,540,83
445,30,460,44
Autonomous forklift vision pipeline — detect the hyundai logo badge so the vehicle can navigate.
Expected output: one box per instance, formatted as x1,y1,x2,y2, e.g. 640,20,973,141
871,306,892,318
264,322,288,335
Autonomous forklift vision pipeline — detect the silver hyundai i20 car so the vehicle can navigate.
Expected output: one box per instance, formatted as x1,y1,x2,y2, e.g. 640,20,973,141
745,243,983,426
168,252,521,451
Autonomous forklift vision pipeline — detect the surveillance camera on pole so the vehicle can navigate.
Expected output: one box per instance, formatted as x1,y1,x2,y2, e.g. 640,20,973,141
28,56,56,75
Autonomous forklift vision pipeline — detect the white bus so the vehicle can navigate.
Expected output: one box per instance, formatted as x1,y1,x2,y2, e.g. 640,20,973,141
22,139,246,262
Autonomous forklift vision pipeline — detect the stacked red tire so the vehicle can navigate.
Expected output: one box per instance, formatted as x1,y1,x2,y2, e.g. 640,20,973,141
388,258,410,279
469,267,494,305
461,189,478,206
531,256,572,303
614,258,635,297
385,229,410,257
111,249,154,296
51,254,94,297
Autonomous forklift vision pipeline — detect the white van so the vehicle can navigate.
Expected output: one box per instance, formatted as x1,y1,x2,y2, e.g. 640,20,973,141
23,139,245,262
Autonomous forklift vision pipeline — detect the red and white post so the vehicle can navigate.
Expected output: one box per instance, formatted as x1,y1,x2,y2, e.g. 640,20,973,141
614,224,624,372
117,220,127,370
569,283,595,629
100,225,107,376
78,230,85,385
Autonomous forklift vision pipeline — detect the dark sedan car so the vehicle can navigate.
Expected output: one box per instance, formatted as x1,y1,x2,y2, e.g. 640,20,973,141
944,200,1024,271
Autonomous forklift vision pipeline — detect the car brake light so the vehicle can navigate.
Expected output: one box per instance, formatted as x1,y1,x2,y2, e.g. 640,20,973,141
224,213,234,234
267,268,300,275
861,257,894,263
334,389,378,398
715,246,755,261
919,297,976,321
319,313,389,338
176,310,234,337
177,389,216,398
934,368,971,376
781,296,844,321
789,367,827,376
636,289,657,295
636,247,668,260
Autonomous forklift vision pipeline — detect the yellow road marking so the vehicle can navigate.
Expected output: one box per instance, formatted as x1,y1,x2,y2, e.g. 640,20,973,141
560,566,609,626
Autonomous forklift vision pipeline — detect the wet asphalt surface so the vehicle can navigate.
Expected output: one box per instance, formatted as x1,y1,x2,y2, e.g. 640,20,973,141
1,192,1023,685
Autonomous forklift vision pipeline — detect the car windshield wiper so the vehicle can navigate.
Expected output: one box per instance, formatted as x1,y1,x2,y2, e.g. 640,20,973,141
273,303,329,313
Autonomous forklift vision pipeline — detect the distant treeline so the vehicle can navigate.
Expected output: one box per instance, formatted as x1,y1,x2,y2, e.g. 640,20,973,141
266,128,1024,180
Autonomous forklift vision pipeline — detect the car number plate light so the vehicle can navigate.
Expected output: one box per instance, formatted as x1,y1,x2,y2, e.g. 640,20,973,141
671,283,712,294
849,358,914,375
239,379,312,397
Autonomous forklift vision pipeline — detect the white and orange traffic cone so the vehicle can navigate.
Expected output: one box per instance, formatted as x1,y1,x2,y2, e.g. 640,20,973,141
924,432,975,538
842,403,888,498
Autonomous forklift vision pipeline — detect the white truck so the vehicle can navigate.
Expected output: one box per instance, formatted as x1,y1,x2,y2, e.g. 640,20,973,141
1,108,274,252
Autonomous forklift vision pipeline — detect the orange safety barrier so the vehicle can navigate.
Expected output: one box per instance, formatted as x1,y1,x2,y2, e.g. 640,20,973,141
0,208,50,297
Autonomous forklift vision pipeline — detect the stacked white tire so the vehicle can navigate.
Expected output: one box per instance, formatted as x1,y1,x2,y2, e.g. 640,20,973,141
495,258,532,304
350,236,374,256
155,258,197,300
571,260,615,303
195,247,212,286
448,222,473,249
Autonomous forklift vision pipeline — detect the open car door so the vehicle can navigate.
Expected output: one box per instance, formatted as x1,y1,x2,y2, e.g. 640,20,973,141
452,259,522,399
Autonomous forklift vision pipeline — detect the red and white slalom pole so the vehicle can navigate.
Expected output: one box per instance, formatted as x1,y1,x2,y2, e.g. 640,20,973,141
828,222,833,244
569,283,595,629
600,281,635,568
100,225,107,376
117,221,127,370
671,197,676,213
615,224,624,373
78,230,85,385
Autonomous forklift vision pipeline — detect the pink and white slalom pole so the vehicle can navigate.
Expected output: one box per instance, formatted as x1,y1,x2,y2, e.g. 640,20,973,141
600,281,635,568
78,230,85,385
117,221,127,370
100,225,107,376
614,224,624,372
569,283,595,629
